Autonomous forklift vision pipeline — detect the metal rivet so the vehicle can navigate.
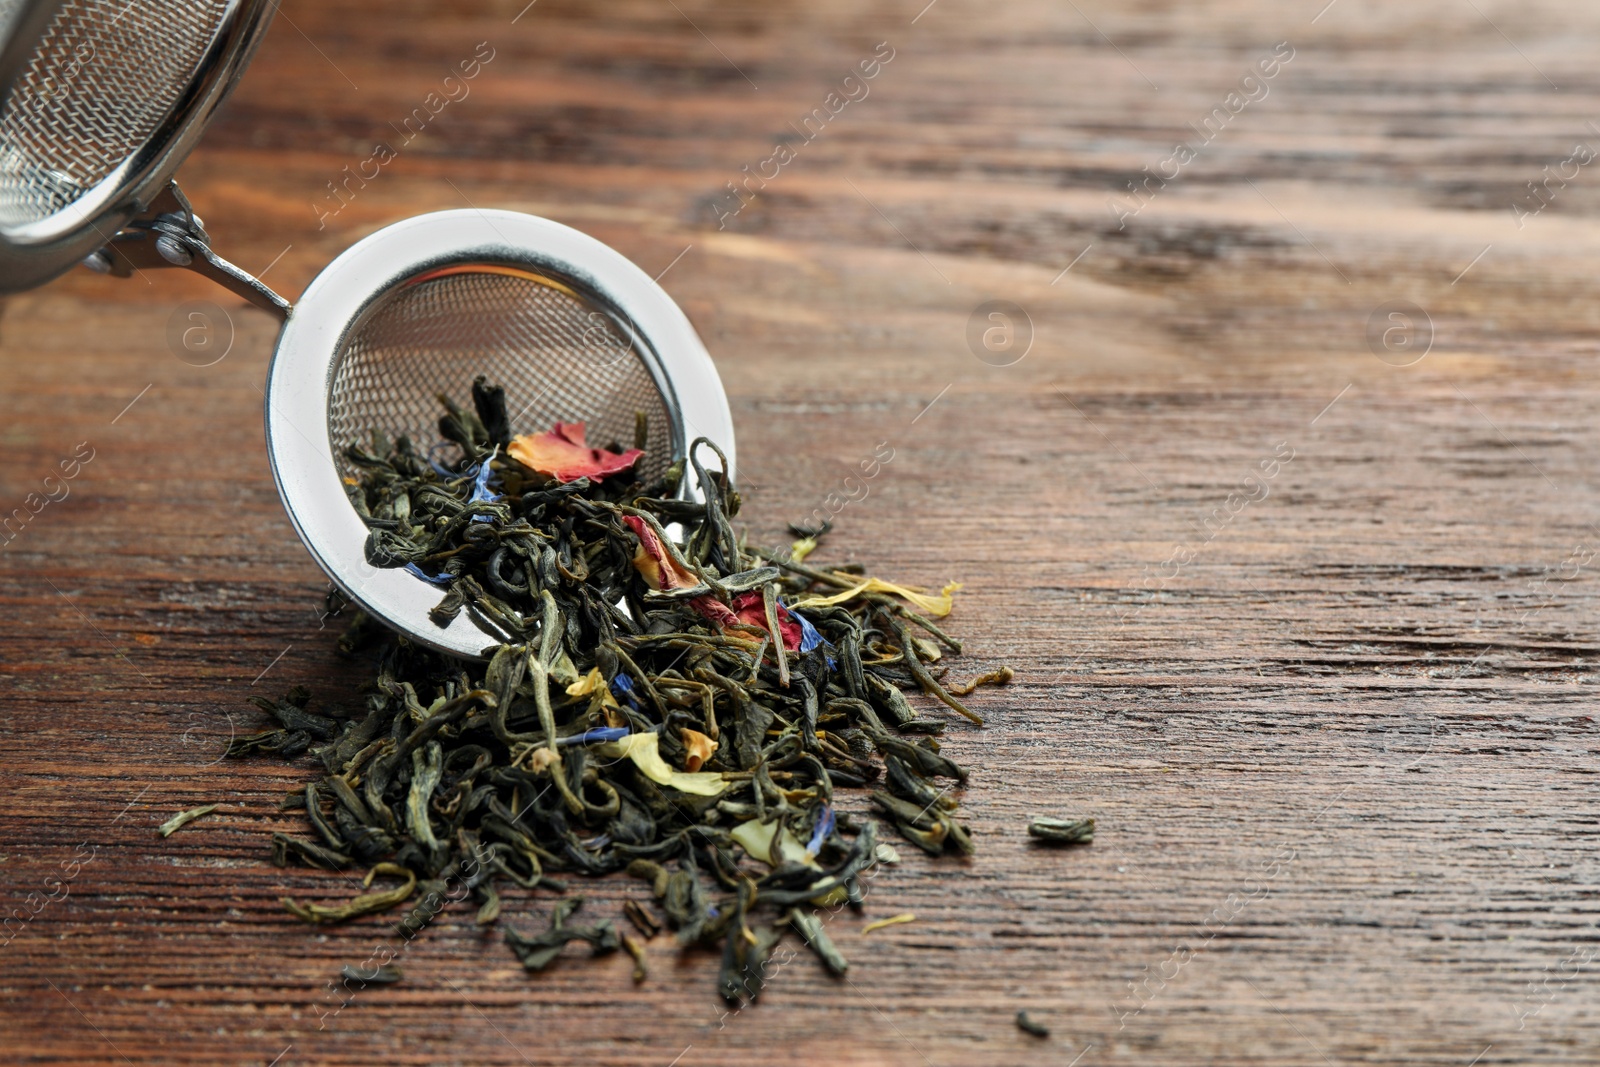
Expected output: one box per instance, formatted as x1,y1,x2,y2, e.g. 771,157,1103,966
81,250,113,274
156,234,193,266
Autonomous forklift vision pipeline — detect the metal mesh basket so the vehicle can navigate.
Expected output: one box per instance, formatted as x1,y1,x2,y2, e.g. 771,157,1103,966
0,0,275,293
329,267,676,485
0,0,233,233
267,210,732,659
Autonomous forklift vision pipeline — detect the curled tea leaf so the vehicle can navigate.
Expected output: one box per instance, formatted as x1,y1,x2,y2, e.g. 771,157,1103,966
622,933,648,983
505,896,619,972
282,863,417,925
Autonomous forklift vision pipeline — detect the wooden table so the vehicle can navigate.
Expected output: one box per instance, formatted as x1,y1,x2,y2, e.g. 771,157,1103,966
3,0,1599,1063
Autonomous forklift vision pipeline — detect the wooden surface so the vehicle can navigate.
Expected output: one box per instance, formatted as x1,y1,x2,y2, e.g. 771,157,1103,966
4,0,1600,1063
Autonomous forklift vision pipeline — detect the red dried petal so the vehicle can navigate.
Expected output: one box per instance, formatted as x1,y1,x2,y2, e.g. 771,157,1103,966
730,591,803,651
622,515,738,626
507,422,643,483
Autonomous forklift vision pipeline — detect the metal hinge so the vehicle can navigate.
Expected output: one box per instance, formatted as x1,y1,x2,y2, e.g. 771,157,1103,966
82,182,290,320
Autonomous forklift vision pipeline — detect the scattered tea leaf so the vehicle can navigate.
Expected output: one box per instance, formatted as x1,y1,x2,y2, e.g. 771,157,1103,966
1028,817,1095,845
157,804,218,838
1016,1010,1050,1038
505,897,619,972
340,963,403,986
622,932,648,983
786,907,848,975
947,665,1015,696
623,899,660,939
282,863,416,925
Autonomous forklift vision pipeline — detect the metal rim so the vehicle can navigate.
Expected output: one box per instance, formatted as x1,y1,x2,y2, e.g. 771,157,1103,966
0,0,279,293
265,209,736,661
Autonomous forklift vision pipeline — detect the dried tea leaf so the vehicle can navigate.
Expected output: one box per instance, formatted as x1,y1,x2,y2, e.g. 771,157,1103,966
786,907,848,975
623,933,648,983
505,896,620,972
157,804,218,838
340,963,403,986
282,863,417,925
1027,817,1095,845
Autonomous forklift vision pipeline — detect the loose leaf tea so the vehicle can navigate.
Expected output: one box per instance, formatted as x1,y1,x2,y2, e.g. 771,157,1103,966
1027,817,1095,845
1016,1010,1050,1038
236,378,1011,1001
340,963,403,986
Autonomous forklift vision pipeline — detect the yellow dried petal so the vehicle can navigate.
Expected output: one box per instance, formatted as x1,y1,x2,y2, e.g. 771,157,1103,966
596,733,727,797
792,578,963,618
566,668,606,697
729,819,818,869
863,912,916,934
565,667,619,710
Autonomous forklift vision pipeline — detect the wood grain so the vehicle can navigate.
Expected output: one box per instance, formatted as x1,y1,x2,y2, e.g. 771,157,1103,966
4,0,1600,1063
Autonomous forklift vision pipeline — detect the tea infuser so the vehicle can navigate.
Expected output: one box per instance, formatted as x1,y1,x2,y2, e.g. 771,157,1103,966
0,0,736,659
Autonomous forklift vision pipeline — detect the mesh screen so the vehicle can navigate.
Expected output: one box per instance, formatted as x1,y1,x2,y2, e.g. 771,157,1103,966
328,268,678,488
0,0,233,230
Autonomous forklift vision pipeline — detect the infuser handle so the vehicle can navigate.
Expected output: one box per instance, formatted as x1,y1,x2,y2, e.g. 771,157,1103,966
83,182,290,321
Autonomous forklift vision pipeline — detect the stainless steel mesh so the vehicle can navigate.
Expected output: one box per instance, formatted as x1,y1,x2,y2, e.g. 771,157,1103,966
0,0,232,231
328,267,677,487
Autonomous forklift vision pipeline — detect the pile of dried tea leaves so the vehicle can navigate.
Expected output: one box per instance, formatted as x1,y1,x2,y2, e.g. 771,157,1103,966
233,377,1009,1002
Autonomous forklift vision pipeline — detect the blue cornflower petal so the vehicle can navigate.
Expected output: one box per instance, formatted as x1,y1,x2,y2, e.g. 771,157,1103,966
405,563,455,586
609,672,643,711
468,448,503,504
465,447,505,522
426,441,458,478
556,727,631,747
807,804,835,856
790,608,824,653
